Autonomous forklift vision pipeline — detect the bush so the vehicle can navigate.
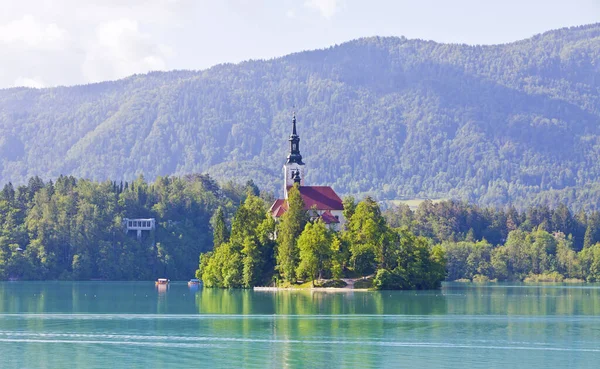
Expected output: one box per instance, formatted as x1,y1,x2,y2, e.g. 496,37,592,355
353,277,374,289
523,272,565,283
472,274,490,283
373,269,407,290
319,279,347,288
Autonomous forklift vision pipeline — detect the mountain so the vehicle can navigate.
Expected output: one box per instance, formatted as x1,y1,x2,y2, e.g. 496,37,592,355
1,24,600,209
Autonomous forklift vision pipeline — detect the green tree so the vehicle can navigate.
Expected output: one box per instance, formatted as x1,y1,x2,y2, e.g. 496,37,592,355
342,196,357,227
346,197,389,275
373,230,446,290
330,236,344,280
242,237,260,288
296,220,332,286
276,184,308,283
579,243,600,282
212,207,229,249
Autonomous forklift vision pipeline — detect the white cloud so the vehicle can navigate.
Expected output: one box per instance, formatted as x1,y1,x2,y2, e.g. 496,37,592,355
0,1,194,88
304,0,342,19
82,18,171,82
0,15,69,50
13,77,45,88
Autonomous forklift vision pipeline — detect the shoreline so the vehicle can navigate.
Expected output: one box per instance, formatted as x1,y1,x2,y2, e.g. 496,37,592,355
254,286,370,292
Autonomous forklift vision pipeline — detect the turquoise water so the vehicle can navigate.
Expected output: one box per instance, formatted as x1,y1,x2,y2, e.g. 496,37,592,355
1,282,600,368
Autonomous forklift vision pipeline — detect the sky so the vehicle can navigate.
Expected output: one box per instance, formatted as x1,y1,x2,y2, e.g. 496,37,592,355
0,0,598,89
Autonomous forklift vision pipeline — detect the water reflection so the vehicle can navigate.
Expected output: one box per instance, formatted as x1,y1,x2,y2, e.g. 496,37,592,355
2,282,600,368
194,289,449,316
3,281,600,317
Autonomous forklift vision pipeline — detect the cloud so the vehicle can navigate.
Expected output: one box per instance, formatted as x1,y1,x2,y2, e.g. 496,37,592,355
0,15,69,50
304,0,342,19
0,1,194,87
82,18,171,82
13,77,45,88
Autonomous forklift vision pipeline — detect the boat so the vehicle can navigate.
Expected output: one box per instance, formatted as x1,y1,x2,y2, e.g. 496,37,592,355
188,278,200,286
155,278,169,286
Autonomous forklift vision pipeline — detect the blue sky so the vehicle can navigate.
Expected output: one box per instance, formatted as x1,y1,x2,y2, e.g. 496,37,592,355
0,0,598,88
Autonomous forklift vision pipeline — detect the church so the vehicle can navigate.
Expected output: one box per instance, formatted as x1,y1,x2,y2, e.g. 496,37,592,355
269,114,345,230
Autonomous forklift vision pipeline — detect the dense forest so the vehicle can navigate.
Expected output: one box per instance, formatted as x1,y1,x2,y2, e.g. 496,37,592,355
5,175,600,284
385,201,600,282
0,174,260,281
2,24,600,208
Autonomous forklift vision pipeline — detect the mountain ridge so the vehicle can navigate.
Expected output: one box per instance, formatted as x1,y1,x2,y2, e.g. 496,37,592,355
2,23,600,209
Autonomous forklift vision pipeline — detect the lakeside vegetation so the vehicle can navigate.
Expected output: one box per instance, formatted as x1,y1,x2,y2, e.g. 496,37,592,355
197,184,446,290
385,200,600,282
4,175,600,286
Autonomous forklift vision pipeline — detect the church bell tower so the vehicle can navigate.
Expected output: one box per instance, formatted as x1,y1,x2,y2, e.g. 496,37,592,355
283,113,305,198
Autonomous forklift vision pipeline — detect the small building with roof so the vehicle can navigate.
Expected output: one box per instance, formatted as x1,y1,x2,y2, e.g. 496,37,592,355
269,114,345,230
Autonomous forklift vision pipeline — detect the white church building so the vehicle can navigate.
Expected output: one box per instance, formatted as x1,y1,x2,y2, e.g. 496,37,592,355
269,114,345,230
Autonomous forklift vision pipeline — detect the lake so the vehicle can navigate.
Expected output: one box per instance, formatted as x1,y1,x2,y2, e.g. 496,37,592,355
1,282,599,368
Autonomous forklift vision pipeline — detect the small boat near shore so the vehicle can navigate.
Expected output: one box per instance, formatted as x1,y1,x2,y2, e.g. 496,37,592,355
155,278,169,286
188,278,200,286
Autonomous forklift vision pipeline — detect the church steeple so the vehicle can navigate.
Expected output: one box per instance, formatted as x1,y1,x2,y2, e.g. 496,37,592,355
286,113,304,165
292,112,298,135
283,112,306,197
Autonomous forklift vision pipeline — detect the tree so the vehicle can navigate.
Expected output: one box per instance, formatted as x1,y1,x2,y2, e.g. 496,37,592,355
330,236,344,280
579,243,600,282
296,220,332,286
242,237,260,288
555,233,580,279
212,207,229,249
276,184,308,283
373,230,446,290
346,197,389,275
245,180,260,197
230,193,267,245
342,196,357,227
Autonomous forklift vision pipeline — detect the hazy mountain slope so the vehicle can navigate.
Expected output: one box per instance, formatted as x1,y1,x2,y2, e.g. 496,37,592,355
1,24,600,208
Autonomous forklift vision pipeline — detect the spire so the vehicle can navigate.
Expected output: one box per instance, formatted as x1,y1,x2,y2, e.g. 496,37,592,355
292,111,297,135
286,112,304,165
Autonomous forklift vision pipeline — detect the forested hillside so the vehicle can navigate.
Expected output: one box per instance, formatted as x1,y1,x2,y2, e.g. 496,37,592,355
0,174,255,280
1,24,600,208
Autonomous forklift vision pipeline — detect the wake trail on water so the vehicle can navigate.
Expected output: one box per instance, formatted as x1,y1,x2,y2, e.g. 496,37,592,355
0,331,598,353
0,313,599,322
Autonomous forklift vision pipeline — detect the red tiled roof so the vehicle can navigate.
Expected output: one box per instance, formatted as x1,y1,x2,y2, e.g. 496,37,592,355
269,198,285,213
320,210,340,224
270,186,344,218
269,199,287,217
291,186,344,211
274,205,287,217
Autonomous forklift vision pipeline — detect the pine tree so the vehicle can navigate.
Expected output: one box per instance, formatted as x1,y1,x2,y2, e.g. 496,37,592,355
276,184,307,283
242,237,260,288
330,236,344,280
584,223,594,249
342,196,356,226
212,207,229,249
584,213,600,249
